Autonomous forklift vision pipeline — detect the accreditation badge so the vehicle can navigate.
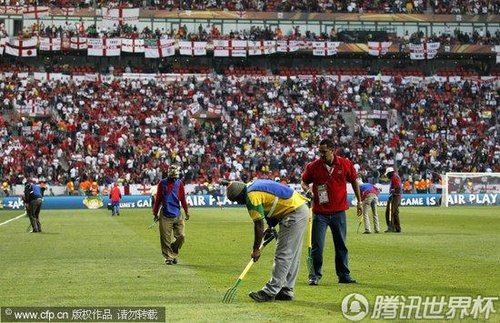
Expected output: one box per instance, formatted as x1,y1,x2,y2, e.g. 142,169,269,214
317,184,329,204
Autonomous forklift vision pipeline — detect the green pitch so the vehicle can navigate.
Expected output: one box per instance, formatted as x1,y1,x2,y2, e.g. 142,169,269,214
0,207,499,322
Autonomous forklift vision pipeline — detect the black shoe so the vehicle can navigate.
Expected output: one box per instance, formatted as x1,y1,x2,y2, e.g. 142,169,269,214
339,277,357,284
165,259,174,265
275,288,293,301
384,228,394,233
308,278,319,286
363,231,371,234
249,290,274,302
172,258,178,264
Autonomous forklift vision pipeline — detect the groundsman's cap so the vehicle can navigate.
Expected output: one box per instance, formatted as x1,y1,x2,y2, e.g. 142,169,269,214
226,181,246,201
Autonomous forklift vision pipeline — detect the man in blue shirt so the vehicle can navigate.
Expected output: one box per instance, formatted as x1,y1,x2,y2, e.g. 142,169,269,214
24,181,44,233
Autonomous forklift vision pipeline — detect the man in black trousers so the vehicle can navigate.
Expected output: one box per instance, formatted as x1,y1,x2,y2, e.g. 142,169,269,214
24,181,44,233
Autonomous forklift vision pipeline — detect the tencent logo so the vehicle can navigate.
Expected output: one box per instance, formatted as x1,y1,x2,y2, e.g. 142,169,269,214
342,293,369,321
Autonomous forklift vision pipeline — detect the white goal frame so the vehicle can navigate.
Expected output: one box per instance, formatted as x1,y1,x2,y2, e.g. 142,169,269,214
442,172,500,207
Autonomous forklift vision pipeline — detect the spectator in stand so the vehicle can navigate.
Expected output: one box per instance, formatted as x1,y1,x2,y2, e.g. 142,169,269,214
152,164,190,265
385,167,403,233
1,179,10,196
0,73,498,189
109,182,122,216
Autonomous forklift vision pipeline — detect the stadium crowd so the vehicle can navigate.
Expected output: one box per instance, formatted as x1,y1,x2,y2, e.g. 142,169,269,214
0,73,498,192
2,0,499,14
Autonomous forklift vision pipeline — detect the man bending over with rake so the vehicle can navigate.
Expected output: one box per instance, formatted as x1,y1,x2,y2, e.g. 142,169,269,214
226,179,309,302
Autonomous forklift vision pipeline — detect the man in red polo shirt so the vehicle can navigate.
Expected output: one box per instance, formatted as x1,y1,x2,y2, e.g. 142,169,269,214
301,138,362,285
384,167,402,233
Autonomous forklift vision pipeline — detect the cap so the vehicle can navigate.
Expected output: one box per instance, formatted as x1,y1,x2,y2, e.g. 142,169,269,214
168,165,181,178
226,181,246,201
385,167,394,176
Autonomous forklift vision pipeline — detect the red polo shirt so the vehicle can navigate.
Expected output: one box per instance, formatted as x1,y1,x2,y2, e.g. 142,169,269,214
302,155,358,214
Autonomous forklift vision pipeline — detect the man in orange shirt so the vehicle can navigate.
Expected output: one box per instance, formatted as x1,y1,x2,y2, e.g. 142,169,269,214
109,182,122,216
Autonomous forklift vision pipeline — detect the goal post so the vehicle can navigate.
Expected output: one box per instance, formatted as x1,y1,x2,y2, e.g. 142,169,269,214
442,172,500,207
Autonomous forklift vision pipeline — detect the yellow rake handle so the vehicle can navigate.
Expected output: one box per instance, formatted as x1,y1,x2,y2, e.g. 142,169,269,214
388,198,392,223
308,207,313,249
237,259,256,280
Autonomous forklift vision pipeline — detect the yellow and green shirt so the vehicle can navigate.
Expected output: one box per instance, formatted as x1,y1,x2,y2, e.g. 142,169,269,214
245,180,308,222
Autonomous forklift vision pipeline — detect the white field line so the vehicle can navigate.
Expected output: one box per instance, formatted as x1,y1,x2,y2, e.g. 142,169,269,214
0,212,26,227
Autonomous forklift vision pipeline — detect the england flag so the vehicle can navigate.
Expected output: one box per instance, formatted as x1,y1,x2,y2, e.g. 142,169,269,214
144,37,175,58
248,40,276,56
70,36,88,50
178,41,208,56
102,7,140,28
87,38,121,56
368,42,392,56
312,41,341,56
39,37,62,51
213,40,247,57
5,37,37,57
409,42,440,60
121,38,145,53
276,40,299,53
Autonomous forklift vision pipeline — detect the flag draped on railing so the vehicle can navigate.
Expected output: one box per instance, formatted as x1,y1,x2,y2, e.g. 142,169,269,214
102,7,139,28
121,38,145,53
276,40,299,53
22,5,49,19
144,37,175,58
70,36,88,50
39,37,62,51
247,40,276,56
87,38,121,56
213,40,247,57
178,41,208,56
409,42,440,60
5,37,37,57
312,41,341,56
368,41,392,56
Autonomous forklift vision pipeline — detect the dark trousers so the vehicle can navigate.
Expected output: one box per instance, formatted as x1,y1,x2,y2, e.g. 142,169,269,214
385,195,401,232
310,211,351,281
28,198,43,232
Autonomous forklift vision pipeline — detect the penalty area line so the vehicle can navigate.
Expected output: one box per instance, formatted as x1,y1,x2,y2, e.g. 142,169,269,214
0,213,27,227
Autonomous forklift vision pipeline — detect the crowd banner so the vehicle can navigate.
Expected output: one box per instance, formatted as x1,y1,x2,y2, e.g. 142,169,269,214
1,193,498,210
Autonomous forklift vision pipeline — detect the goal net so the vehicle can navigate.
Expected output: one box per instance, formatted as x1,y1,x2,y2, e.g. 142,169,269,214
442,173,500,207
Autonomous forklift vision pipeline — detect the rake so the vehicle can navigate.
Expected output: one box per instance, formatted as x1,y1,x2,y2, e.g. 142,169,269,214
222,228,277,303
356,216,363,234
147,218,159,229
147,206,162,229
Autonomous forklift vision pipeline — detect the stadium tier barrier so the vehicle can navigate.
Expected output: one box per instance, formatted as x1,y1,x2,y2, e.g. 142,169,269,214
3,72,499,84
1,193,498,210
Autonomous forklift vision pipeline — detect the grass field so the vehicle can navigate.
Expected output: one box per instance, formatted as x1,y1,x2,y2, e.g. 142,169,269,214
0,206,499,322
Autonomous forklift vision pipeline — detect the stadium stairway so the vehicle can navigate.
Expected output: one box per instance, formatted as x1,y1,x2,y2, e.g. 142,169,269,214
2,109,20,136
341,111,357,133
